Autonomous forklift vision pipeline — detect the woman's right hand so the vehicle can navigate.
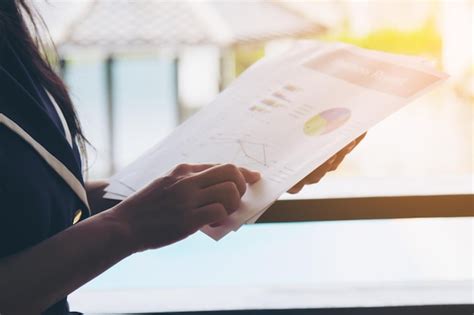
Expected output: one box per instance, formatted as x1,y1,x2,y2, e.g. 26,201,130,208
111,163,261,253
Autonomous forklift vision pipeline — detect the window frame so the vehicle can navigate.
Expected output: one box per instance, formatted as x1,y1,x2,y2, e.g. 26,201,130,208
257,194,473,223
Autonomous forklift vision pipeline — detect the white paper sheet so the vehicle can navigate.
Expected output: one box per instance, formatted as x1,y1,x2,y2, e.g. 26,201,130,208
105,41,447,240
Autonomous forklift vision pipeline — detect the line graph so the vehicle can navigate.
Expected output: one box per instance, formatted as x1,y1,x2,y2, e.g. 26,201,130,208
208,135,271,168
236,139,268,167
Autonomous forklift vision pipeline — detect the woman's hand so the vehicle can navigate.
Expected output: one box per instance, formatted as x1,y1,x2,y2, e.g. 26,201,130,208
0,163,260,314
112,163,260,252
0,163,259,314
288,133,366,194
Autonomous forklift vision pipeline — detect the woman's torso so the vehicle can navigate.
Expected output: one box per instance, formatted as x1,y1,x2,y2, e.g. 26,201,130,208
0,40,89,314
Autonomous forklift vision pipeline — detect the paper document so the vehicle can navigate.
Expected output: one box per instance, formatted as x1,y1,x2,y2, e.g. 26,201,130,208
105,41,447,240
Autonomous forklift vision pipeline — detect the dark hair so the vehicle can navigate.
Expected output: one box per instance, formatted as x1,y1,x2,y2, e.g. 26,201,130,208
0,0,87,158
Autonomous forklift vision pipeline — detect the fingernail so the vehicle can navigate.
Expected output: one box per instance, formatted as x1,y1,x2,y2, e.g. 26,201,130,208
253,171,261,177
250,171,261,183
347,142,356,151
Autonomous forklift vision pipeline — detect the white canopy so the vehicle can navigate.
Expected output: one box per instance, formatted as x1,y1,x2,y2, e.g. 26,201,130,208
35,0,330,51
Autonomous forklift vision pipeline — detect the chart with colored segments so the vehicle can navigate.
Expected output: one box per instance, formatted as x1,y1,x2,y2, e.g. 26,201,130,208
304,108,351,136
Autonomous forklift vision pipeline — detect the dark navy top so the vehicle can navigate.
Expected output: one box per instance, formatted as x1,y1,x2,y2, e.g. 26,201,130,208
0,41,89,314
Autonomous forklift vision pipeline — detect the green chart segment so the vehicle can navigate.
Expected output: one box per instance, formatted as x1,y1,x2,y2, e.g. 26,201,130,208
303,108,351,136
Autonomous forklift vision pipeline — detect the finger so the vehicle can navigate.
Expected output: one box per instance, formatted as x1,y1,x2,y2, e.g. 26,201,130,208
172,163,217,175
287,181,305,194
187,203,228,231
306,159,333,182
210,221,224,228
288,159,332,193
342,133,365,155
341,140,357,154
355,132,367,144
304,169,327,184
197,181,242,213
329,139,360,172
194,164,248,195
343,133,366,153
239,167,261,184
326,154,338,165
329,152,346,171
188,163,218,173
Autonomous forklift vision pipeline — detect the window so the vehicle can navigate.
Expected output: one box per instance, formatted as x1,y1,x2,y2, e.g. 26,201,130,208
56,1,472,197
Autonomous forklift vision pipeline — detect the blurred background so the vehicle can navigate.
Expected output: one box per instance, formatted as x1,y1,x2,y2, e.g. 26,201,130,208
30,1,472,310
35,0,473,198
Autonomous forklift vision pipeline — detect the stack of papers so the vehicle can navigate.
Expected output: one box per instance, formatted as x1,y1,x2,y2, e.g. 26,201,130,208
104,41,447,240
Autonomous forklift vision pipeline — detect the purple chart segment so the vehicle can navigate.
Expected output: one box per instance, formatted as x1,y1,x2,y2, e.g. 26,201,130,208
303,107,351,136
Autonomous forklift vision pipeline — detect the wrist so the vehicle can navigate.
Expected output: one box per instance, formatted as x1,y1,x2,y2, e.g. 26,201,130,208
102,206,138,256
86,180,122,215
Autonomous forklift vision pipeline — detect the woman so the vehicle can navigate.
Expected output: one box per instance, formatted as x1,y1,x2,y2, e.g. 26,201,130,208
0,1,364,314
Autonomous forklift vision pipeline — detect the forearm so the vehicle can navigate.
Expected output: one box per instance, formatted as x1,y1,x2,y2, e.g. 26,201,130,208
86,180,121,215
0,208,132,314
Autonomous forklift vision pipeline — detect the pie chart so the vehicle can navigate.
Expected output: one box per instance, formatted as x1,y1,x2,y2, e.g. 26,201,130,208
303,108,351,136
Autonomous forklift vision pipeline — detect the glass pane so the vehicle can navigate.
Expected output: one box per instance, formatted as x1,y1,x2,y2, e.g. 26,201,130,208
178,46,220,109
114,56,178,170
65,56,109,179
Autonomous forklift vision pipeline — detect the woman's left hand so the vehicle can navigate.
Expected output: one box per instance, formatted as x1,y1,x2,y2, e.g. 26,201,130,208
287,133,367,194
